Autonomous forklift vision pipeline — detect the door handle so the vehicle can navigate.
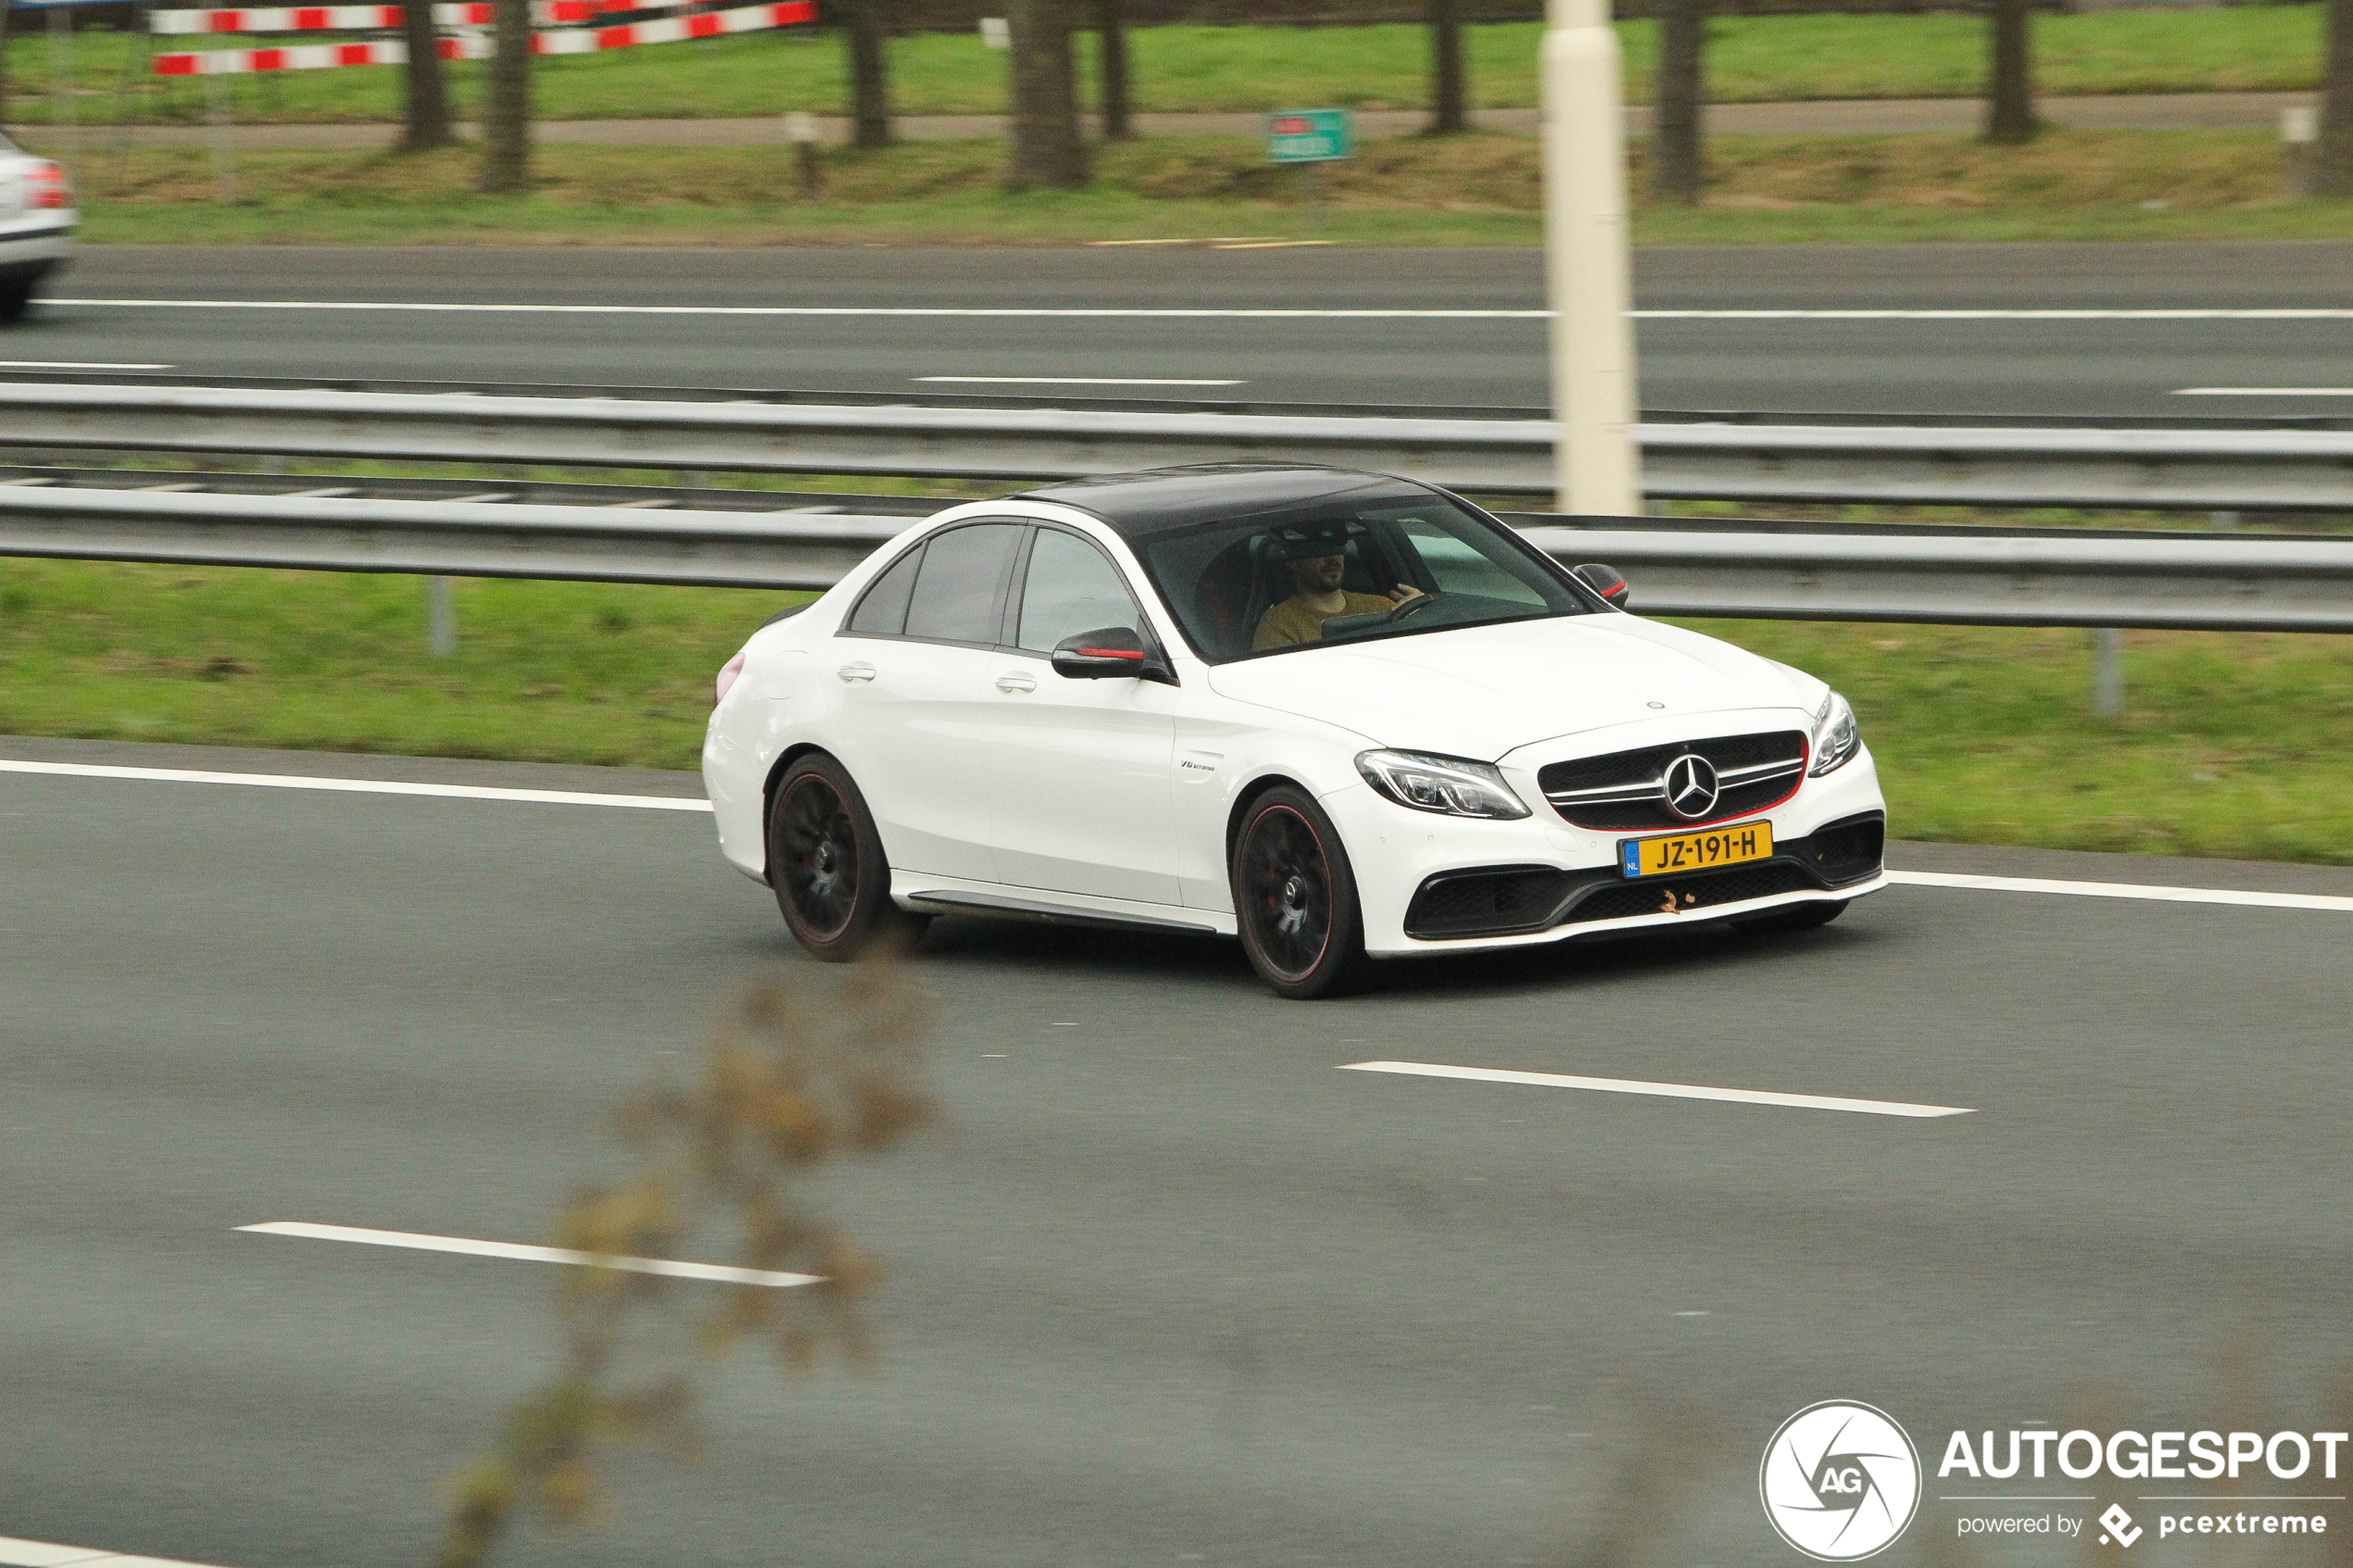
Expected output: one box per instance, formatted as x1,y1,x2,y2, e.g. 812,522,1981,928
995,671,1038,694
837,661,876,684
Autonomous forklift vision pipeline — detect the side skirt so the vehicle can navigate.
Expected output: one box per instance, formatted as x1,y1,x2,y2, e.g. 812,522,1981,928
900,883,1228,936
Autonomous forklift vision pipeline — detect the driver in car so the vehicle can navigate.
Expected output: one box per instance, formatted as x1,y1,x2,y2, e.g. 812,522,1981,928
1252,527,1426,650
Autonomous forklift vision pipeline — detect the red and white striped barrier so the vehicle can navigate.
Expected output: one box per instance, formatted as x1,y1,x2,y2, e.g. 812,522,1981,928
150,1,680,35
152,0,813,72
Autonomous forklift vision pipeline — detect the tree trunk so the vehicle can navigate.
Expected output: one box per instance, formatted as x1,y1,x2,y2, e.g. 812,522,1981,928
397,0,453,152
845,0,891,149
1983,0,2037,144
1095,0,1129,140
1007,0,1086,190
1427,0,1465,134
477,0,532,192
1650,0,1705,203
2317,0,2353,194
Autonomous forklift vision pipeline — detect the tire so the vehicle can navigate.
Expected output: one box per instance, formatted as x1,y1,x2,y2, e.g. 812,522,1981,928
1730,898,1847,935
766,754,926,961
0,283,33,324
1230,784,1373,999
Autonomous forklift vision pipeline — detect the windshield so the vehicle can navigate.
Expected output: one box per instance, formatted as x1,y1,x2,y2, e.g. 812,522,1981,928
1137,490,1597,663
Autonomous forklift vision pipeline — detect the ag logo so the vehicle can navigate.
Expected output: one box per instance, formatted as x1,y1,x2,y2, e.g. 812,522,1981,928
1759,1400,1921,1562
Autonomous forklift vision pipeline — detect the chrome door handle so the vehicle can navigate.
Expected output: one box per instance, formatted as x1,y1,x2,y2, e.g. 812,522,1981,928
837,661,876,684
995,672,1037,694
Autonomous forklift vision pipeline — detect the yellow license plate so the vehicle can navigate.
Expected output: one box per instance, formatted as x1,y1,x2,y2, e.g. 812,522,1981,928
1619,822,1773,878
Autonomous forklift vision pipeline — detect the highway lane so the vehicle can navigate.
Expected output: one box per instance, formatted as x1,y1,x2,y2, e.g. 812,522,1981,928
10,242,2353,419
5,735,2353,1566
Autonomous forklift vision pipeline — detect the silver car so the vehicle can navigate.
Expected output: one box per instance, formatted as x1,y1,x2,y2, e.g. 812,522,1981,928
0,137,73,321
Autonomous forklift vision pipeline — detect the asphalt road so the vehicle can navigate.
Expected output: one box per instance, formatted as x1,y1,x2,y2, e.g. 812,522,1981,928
15,241,2353,419
6,734,2353,1567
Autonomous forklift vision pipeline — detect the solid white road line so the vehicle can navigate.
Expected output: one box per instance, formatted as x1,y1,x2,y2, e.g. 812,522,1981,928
0,759,713,811
2173,386,2353,395
1340,1060,1972,1118
239,1221,821,1287
915,375,1247,385
10,762,2351,911
46,299,2353,321
0,1535,233,1568
1888,868,2353,913
0,358,174,370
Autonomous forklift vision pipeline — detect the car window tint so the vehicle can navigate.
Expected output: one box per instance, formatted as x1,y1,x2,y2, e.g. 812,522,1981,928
845,542,924,635
903,522,1023,645
1017,529,1141,652
1139,493,1589,663
1392,513,1551,607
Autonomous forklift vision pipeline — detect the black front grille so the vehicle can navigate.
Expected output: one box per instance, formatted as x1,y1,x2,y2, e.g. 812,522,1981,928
1538,730,1808,832
1404,864,1617,939
1564,862,1818,926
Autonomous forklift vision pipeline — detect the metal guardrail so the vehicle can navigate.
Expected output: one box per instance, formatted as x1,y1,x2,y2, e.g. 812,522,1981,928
1516,521,2353,633
3,467,2348,633
0,479,920,589
6,380,2353,510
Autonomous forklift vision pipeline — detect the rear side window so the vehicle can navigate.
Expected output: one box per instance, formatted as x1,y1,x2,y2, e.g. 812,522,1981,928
903,521,1024,645
846,543,924,635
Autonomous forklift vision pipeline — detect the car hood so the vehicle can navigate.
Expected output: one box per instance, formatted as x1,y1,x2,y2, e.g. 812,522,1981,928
1202,615,1818,759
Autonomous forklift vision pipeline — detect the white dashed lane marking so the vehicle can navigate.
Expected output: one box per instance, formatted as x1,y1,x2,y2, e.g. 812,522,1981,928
915,375,1246,386
239,1221,820,1287
0,1533,233,1568
1340,1060,1974,1118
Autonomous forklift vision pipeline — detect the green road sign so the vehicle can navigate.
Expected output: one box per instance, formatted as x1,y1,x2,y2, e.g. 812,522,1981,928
1266,108,1353,163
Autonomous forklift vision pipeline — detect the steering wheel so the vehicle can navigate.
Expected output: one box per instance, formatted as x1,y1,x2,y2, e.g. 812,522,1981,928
1388,591,1440,622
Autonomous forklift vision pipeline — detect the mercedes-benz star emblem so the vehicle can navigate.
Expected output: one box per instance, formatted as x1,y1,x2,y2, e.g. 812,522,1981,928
1662,753,1720,820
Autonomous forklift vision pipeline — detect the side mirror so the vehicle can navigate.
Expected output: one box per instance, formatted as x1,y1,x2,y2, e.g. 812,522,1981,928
1572,562,1629,608
1052,625,1156,680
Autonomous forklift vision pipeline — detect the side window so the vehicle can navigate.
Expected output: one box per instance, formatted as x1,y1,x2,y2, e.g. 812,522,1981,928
845,542,924,636
1016,529,1144,653
902,521,1024,646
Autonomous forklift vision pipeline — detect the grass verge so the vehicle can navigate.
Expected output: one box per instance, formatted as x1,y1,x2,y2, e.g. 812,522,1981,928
3,558,2347,864
2,9,2325,126
64,129,2353,247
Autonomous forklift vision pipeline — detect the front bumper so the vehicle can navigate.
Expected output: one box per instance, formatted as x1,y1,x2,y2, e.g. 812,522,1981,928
1402,811,1883,939
1327,743,1887,957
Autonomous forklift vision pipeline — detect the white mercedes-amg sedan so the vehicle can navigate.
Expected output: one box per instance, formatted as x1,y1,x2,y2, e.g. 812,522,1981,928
704,464,1886,997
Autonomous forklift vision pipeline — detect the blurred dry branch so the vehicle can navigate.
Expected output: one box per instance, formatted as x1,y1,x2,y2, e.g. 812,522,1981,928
434,959,936,1568
1566,1404,1718,1568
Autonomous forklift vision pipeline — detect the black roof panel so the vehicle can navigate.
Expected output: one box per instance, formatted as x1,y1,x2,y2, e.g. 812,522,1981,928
1014,464,1435,539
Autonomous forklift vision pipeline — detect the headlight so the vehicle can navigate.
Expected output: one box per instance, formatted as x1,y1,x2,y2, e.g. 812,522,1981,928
1809,690,1860,776
1355,750,1531,820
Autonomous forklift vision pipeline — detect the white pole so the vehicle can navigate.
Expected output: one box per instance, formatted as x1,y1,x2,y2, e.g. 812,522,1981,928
2092,627,2122,718
425,575,457,658
1541,0,1642,517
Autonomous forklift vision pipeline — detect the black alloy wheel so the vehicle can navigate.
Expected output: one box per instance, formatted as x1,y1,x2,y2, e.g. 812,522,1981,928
1730,898,1847,935
1231,785,1372,999
767,754,926,961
